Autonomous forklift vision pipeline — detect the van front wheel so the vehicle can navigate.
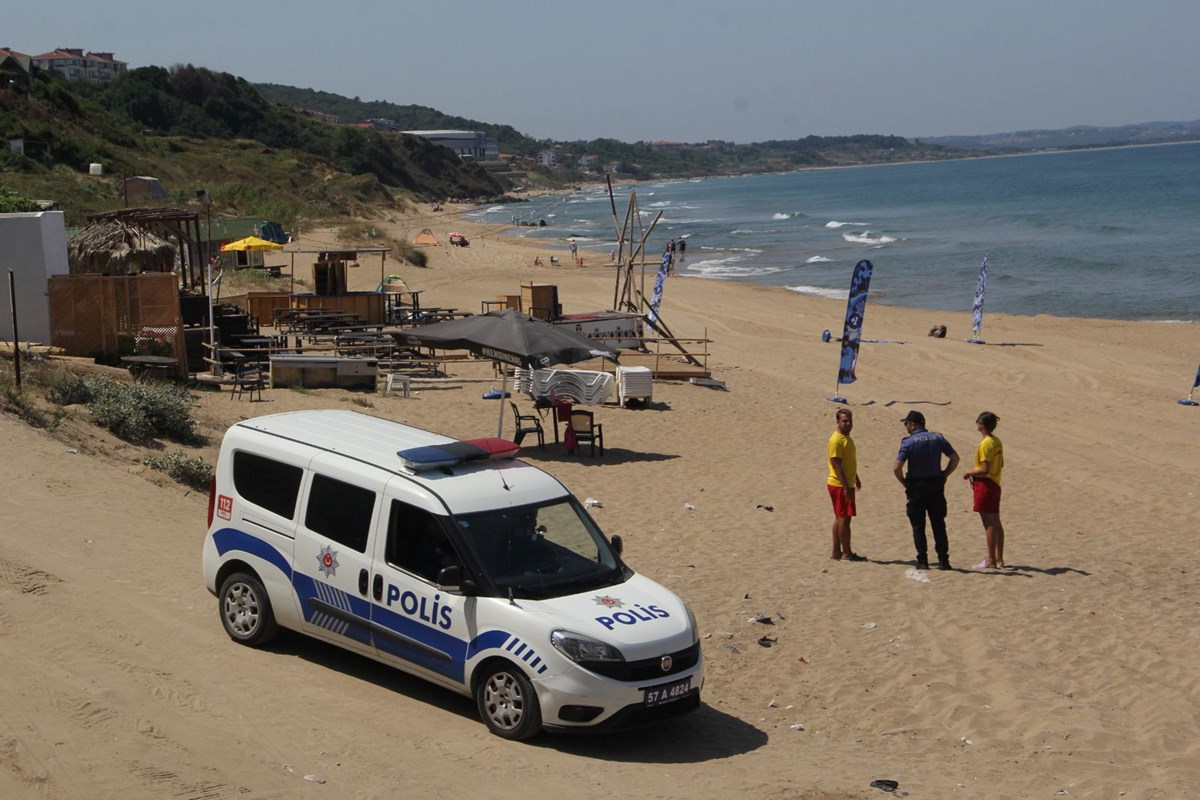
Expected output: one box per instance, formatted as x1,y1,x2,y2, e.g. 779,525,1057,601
219,572,278,647
476,662,542,740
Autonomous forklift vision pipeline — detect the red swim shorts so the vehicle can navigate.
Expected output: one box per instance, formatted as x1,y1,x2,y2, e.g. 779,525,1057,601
827,483,856,517
972,477,1002,513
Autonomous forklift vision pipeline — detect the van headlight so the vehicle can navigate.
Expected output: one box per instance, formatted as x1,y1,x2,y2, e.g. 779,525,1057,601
551,630,625,663
685,605,700,645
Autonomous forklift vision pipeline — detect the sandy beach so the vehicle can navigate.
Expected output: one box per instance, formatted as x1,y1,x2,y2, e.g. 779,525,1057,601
2,203,1199,799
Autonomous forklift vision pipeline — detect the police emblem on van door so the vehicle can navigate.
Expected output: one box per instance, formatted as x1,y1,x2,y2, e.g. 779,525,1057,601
593,595,624,608
316,545,339,578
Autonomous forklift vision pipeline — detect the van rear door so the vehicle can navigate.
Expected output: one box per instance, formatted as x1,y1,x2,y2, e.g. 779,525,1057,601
290,453,386,655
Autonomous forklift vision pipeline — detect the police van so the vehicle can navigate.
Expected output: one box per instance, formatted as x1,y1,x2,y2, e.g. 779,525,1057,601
201,410,702,739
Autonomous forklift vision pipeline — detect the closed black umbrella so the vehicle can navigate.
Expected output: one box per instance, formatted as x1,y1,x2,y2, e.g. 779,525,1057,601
402,309,619,435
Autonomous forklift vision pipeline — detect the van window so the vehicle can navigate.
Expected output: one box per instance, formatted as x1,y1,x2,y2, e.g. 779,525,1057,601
455,499,626,599
304,474,376,553
386,501,461,583
233,451,303,519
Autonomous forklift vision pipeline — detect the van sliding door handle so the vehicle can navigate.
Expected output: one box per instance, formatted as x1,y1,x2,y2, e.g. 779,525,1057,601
370,571,381,599
359,568,369,596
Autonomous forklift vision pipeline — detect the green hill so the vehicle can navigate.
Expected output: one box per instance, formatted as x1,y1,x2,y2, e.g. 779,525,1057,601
0,65,509,226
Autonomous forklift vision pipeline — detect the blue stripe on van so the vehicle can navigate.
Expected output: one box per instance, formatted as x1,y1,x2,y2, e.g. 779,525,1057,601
213,528,293,578
292,572,373,646
215,528,551,678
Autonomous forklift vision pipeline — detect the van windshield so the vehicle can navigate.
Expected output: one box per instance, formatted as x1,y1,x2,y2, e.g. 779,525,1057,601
453,499,629,599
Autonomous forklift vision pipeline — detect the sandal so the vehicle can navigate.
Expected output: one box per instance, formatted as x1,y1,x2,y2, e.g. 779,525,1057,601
843,553,867,562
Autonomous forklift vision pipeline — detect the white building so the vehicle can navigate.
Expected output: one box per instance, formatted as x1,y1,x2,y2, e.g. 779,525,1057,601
403,130,498,160
0,211,70,344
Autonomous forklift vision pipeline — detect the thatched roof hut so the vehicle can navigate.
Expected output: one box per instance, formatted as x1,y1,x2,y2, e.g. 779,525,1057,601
68,220,178,275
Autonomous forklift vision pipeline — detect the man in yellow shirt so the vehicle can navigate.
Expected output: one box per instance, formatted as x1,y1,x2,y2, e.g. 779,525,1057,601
827,408,865,561
962,411,1005,569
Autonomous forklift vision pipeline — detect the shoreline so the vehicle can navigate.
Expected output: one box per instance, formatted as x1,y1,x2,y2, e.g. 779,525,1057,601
446,212,1199,327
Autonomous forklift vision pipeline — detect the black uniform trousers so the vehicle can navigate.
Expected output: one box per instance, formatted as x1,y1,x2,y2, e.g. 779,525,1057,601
905,475,949,563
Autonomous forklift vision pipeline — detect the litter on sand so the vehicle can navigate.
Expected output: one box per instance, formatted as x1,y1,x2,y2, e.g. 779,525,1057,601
757,636,777,647
905,567,931,583
870,778,899,792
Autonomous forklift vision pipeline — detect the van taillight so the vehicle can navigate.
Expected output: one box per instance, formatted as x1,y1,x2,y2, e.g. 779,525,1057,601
207,475,217,528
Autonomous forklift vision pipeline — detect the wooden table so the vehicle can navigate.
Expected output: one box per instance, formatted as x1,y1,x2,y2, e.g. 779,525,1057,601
121,355,179,380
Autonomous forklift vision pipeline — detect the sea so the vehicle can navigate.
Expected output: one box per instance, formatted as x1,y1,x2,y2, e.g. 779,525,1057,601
467,141,1200,322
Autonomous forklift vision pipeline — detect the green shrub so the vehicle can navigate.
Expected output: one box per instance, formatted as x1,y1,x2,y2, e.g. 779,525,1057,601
143,450,213,491
46,369,94,405
71,377,201,444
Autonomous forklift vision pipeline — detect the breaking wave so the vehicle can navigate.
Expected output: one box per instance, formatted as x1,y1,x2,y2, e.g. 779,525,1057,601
842,231,896,246
786,284,849,300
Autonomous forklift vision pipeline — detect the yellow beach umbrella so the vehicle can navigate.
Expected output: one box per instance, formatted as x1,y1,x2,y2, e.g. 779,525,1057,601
220,235,284,252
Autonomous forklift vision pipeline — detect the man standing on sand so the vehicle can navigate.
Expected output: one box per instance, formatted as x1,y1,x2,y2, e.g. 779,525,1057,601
892,410,959,570
963,411,1005,569
828,408,865,561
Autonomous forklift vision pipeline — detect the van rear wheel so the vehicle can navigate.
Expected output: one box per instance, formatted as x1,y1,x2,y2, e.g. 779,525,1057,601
476,662,542,740
219,572,278,646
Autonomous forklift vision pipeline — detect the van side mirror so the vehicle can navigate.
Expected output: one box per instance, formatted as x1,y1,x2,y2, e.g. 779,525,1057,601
610,534,623,556
437,565,477,596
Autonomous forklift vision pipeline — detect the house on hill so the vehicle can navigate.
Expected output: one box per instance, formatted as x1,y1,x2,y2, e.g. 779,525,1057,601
0,47,33,91
30,47,127,84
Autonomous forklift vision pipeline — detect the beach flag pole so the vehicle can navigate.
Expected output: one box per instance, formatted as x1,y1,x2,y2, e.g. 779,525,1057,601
967,252,989,344
1179,362,1200,406
828,259,873,403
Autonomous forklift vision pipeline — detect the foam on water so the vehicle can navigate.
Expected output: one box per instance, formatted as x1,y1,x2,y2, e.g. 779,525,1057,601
842,231,897,246
787,284,850,300
805,256,833,264
687,255,789,279
826,220,869,228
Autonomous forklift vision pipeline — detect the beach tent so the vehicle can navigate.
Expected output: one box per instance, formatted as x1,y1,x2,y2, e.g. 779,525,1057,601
257,220,288,244
413,228,438,246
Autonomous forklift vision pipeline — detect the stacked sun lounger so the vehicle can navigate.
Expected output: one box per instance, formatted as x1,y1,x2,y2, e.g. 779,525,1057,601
616,365,653,407
514,368,615,405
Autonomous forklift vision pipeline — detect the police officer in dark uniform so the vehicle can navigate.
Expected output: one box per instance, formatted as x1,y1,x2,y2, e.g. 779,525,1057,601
893,410,960,570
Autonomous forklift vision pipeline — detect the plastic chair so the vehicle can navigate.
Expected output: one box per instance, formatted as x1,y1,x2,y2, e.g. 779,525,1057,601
568,409,604,457
509,402,545,449
230,360,265,401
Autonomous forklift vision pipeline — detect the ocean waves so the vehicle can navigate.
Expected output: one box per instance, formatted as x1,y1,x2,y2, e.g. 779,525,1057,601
471,143,1200,319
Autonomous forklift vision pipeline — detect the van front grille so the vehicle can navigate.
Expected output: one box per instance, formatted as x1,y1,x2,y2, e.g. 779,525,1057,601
579,641,700,682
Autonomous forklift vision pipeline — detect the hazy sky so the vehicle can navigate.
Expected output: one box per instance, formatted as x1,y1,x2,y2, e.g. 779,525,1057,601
9,0,1198,143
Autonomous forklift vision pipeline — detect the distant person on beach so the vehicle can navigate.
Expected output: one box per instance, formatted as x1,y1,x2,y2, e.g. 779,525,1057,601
963,411,1005,569
892,410,959,570
677,238,686,260
827,408,865,561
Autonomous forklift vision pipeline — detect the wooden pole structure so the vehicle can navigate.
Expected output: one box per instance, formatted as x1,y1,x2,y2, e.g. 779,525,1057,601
7,270,21,389
604,181,706,369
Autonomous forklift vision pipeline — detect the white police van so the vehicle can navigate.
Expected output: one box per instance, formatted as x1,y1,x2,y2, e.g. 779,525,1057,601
201,410,701,739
